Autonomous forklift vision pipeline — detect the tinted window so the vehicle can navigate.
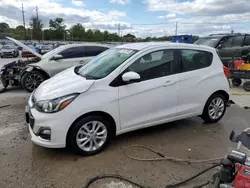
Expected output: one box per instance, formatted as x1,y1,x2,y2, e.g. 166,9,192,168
220,36,244,48
127,49,175,81
244,36,250,46
232,36,244,47
85,46,109,57
181,49,213,72
59,46,85,59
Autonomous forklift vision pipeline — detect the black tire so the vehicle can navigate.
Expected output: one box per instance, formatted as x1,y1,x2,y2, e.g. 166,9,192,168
67,115,114,156
243,81,250,92
201,93,227,123
21,71,46,92
232,78,242,87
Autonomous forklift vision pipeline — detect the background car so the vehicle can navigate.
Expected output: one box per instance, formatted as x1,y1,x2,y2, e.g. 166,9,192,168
7,37,110,92
0,44,19,58
22,45,37,57
195,33,250,66
25,42,230,155
37,45,53,55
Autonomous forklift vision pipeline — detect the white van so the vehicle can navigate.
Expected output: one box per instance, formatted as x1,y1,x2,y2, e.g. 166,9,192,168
26,42,230,155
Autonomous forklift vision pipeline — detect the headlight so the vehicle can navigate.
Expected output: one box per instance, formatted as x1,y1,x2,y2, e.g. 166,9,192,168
35,93,79,113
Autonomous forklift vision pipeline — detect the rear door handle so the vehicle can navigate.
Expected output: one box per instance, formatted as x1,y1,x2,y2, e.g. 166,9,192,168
164,80,175,86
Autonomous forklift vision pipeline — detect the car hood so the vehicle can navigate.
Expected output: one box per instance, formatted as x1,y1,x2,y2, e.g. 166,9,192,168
34,66,95,100
6,37,41,58
1,49,15,52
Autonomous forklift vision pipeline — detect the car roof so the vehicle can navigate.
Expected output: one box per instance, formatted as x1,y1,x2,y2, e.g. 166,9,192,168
116,42,215,52
200,33,249,39
62,43,111,48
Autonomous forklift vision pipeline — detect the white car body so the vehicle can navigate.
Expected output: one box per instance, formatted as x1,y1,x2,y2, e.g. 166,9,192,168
26,42,230,149
6,37,110,78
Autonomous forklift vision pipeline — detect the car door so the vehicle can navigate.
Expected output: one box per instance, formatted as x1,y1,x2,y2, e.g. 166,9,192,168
217,36,244,65
48,46,85,76
177,49,214,116
118,49,180,130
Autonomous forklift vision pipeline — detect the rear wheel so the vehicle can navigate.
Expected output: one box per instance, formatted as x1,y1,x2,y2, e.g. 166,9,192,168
232,78,242,87
201,94,226,123
21,71,46,92
67,116,114,156
243,81,250,91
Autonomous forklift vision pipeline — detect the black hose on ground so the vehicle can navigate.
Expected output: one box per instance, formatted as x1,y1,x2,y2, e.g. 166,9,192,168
83,174,150,188
165,163,220,188
83,164,220,188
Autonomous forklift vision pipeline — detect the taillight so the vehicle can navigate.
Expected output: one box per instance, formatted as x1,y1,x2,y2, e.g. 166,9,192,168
223,66,230,79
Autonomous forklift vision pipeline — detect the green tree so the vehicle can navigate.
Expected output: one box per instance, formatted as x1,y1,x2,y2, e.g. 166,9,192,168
49,18,66,40
85,29,93,41
123,33,136,42
0,22,10,33
103,30,109,41
70,24,85,41
10,25,26,40
93,29,103,41
29,16,43,40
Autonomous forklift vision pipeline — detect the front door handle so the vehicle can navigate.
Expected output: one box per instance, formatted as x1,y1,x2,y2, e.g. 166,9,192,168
164,80,175,86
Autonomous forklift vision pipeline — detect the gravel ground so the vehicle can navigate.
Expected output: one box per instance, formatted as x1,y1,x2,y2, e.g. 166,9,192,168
1,57,250,188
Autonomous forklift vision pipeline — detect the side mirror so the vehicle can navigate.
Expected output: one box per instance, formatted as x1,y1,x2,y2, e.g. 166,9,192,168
217,44,222,49
122,71,141,83
51,54,63,61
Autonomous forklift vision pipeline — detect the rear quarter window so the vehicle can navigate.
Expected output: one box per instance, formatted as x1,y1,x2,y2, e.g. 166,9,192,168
180,49,213,72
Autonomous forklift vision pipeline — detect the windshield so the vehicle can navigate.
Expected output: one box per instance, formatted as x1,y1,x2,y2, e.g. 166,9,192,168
3,45,14,49
41,45,64,59
77,48,137,79
195,38,219,47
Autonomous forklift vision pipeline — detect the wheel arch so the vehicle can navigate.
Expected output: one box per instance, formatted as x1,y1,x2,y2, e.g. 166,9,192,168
202,90,229,113
66,111,117,146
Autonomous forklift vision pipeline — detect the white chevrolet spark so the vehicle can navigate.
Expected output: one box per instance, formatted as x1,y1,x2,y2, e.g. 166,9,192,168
26,42,230,155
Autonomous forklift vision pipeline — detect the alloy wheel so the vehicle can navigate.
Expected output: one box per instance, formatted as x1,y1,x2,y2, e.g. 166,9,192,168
76,121,108,152
208,97,225,120
25,74,43,91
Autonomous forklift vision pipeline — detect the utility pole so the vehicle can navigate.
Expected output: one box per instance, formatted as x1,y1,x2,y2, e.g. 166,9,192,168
21,4,26,39
175,21,178,36
36,6,39,20
118,23,120,37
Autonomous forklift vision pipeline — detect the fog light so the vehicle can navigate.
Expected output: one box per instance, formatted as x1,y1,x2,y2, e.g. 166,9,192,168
38,129,51,141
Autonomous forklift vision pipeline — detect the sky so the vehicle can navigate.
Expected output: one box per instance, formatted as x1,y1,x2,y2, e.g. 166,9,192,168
0,0,250,38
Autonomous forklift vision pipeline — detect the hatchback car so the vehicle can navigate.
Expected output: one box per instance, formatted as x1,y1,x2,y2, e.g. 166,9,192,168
195,33,250,66
26,42,230,155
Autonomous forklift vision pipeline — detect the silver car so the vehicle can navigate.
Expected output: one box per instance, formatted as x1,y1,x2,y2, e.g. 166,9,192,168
7,37,110,92
0,44,19,58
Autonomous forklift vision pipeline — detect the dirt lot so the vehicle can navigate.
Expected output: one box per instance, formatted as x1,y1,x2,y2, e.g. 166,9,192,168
1,57,250,188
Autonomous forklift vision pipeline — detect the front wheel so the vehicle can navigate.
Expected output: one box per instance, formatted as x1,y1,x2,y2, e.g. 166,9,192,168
67,116,114,156
21,71,46,92
201,94,226,123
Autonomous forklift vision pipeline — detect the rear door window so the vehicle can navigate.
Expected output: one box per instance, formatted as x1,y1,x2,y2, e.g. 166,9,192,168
59,46,85,59
243,35,250,46
180,49,213,72
85,46,109,57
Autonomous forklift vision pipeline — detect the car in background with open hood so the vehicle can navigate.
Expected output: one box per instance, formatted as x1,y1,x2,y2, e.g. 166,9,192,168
4,37,110,92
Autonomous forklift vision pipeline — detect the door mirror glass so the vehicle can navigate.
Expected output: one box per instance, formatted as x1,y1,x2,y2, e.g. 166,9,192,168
51,54,63,60
122,71,141,83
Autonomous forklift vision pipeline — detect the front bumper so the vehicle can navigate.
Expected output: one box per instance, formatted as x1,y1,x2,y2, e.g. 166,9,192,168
26,106,67,148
